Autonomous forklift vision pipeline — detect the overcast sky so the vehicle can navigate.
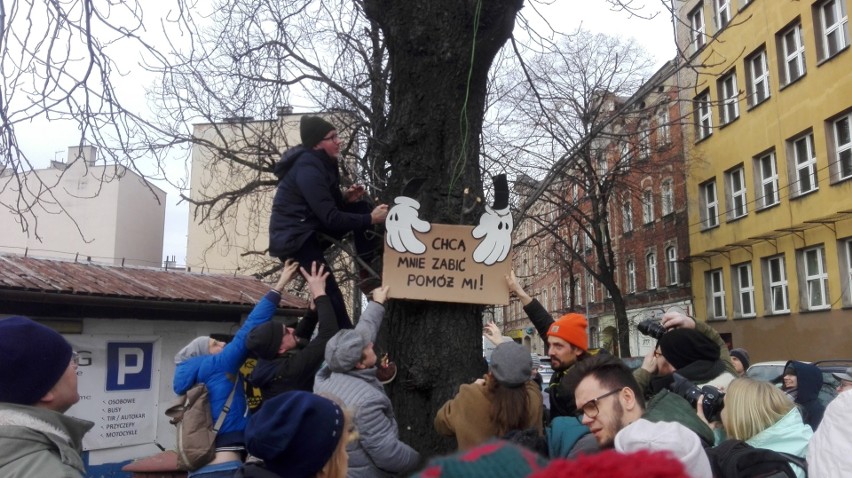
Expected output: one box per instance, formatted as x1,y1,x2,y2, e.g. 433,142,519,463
14,1,676,267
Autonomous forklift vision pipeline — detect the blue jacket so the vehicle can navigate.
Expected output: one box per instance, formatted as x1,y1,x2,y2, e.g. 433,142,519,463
268,146,371,258
747,408,812,478
785,360,825,431
173,290,280,446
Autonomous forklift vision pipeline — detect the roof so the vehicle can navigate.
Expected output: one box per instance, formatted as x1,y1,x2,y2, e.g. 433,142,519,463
0,254,309,321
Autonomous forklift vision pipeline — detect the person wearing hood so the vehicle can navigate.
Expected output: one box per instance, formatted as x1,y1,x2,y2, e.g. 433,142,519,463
269,114,389,330
807,387,852,478
246,262,339,407
0,316,94,478
313,286,420,477
172,260,299,477
435,341,544,451
782,360,825,430
711,378,812,478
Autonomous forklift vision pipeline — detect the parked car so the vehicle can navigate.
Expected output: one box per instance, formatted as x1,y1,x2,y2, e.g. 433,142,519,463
746,359,852,407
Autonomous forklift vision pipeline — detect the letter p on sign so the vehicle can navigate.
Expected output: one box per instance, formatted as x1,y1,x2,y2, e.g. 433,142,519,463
106,342,154,391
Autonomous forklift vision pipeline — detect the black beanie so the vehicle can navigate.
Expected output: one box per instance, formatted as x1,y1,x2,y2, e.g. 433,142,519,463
730,348,750,370
300,115,336,148
658,328,719,370
0,316,73,405
246,321,283,360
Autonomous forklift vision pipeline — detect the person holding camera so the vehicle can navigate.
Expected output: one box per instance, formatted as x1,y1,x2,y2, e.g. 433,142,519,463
563,355,713,477
635,311,737,399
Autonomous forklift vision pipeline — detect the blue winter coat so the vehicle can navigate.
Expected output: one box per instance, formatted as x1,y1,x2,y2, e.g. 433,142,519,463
785,360,825,431
268,146,371,258
747,408,812,478
173,290,280,447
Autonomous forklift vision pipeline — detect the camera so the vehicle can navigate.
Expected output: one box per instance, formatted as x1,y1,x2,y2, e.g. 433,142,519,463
637,319,667,340
669,373,725,422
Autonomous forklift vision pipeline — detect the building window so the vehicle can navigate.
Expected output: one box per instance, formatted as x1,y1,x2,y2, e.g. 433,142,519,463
718,71,739,124
706,269,726,319
661,179,674,216
657,109,671,146
790,133,818,196
694,90,712,141
764,255,790,314
778,23,806,85
627,260,636,293
840,239,852,306
597,150,609,177
700,180,719,229
746,48,770,107
754,151,780,208
800,246,830,310
831,113,852,181
587,273,596,303
726,166,748,219
575,275,583,306
646,252,658,290
715,0,731,30
815,0,849,61
622,195,634,233
666,246,678,286
638,121,651,160
733,263,756,318
551,285,558,311
689,5,706,54
642,189,654,224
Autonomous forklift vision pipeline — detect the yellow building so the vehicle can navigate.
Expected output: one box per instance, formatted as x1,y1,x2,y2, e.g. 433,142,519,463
677,0,852,360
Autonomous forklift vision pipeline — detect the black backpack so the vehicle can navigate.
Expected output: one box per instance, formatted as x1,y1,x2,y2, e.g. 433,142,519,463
706,439,807,478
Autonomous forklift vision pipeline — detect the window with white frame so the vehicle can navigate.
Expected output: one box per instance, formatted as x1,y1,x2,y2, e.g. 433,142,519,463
733,263,756,317
597,151,609,177
701,180,719,229
666,246,678,285
639,121,651,160
832,113,852,180
746,48,770,107
587,274,596,303
647,252,658,290
791,133,818,196
815,0,849,60
627,260,636,293
755,152,780,208
642,189,654,224
551,285,557,311
842,239,852,306
778,23,806,85
623,196,634,233
718,71,739,124
575,275,583,306
619,142,631,165
764,255,790,314
689,5,706,54
716,0,731,30
657,109,671,146
661,179,674,216
706,269,726,319
694,90,712,140
542,288,548,311
726,166,748,219
801,246,830,310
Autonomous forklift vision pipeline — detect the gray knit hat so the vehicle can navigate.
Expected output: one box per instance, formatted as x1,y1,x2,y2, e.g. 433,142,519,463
300,115,336,148
175,336,211,364
325,329,370,372
490,342,532,388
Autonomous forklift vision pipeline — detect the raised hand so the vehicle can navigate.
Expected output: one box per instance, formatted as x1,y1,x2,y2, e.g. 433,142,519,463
385,196,432,254
472,204,513,265
275,259,300,291
300,261,330,299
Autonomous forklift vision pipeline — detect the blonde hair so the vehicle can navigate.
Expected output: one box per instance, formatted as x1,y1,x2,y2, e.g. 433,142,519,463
721,378,794,440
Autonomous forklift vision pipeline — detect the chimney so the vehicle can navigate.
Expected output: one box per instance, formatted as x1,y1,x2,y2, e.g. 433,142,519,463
277,105,294,117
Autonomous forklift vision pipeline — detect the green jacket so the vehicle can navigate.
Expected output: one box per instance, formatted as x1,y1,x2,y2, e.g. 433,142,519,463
0,402,93,478
643,389,715,447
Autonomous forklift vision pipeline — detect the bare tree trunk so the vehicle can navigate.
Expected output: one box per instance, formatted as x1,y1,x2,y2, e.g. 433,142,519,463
363,0,522,456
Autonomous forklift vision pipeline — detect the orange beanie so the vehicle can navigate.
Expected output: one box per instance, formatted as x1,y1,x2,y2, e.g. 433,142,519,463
547,313,589,351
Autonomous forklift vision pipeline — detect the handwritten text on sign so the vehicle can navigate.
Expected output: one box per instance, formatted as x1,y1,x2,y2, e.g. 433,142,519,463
382,224,510,305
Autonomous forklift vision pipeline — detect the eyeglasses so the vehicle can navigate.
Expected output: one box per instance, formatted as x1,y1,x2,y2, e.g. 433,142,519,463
71,351,80,366
321,132,339,142
574,388,622,419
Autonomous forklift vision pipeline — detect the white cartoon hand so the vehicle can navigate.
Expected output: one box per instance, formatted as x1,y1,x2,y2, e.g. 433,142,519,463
385,196,432,254
471,205,513,265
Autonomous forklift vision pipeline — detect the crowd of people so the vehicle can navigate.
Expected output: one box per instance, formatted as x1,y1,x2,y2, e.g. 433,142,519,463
1,115,849,477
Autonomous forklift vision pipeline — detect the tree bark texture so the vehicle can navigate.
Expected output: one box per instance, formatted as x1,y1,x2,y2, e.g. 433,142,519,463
363,0,523,456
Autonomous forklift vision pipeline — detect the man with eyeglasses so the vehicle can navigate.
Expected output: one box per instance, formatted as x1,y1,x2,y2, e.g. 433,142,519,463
0,316,93,477
269,114,389,331
832,367,852,394
564,355,715,456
